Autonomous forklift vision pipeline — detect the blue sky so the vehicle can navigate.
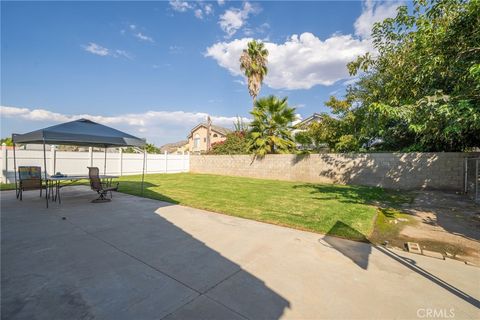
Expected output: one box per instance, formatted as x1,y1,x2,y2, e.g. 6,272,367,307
1,0,403,145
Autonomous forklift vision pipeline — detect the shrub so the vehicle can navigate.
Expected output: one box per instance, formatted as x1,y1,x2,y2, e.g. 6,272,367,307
209,132,248,155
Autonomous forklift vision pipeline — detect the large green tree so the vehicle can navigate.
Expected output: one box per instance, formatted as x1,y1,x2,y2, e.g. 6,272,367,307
240,40,269,104
327,0,480,152
248,96,297,156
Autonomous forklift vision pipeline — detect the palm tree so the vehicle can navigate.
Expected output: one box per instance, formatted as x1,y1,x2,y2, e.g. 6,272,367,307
239,40,269,104
248,95,297,156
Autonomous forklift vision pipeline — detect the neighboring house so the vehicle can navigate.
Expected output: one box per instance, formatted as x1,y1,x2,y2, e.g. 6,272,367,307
293,113,323,132
293,113,324,150
159,140,189,154
188,122,231,153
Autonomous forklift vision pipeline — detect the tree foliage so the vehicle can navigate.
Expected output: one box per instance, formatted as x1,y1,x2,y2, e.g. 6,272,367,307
124,142,160,154
145,143,160,154
317,0,480,152
0,137,13,146
240,40,269,103
209,132,249,155
248,95,297,156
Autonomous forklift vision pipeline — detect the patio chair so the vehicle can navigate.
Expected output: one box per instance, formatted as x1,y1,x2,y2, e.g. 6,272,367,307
88,167,118,203
17,166,44,200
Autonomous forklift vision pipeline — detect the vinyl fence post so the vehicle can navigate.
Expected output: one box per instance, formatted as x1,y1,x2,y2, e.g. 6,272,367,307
50,145,56,174
182,150,185,172
1,143,7,183
104,147,107,175
119,148,123,176
89,147,93,167
43,141,48,208
164,151,168,173
476,159,479,203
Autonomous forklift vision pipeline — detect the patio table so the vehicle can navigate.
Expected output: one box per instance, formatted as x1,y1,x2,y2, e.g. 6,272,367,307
46,175,119,204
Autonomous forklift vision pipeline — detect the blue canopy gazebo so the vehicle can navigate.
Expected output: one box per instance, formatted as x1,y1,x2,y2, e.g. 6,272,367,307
12,118,147,207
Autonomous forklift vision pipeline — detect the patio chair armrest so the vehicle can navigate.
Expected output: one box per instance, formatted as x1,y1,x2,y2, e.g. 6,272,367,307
103,184,118,192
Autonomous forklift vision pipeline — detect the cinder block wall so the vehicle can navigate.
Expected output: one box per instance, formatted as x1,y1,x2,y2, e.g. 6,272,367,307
190,153,479,191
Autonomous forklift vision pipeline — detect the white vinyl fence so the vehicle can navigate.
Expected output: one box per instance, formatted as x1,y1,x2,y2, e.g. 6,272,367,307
0,144,189,183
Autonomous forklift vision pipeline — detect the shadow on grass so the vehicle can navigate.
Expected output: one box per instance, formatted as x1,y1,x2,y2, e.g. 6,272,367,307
293,183,412,207
322,221,480,308
118,180,180,205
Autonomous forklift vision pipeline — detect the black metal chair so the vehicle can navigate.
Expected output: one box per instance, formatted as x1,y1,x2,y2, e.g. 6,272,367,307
17,166,44,200
88,167,118,203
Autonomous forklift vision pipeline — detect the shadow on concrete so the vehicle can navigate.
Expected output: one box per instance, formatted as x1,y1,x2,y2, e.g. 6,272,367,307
322,222,371,270
374,246,480,309
321,221,480,309
1,187,290,319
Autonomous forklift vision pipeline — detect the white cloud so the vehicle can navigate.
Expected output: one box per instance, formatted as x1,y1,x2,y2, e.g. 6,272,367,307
217,0,225,6
129,24,136,30
83,43,132,60
234,79,246,86
194,9,203,19
292,114,303,126
204,4,213,15
354,0,402,39
135,32,154,43
1,106,71,122
196,3,214,19
169,45,183,54
342,77,360,86
169,1,213,20
219,2,258,38
207,1,402,90
243,22,270,37
83,42,110,56
1,105,250,145
169,0,192,12
114,50,133,59
205,33,371,89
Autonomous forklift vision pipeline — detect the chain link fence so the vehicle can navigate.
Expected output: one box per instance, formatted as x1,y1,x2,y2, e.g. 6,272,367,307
464,157,480,203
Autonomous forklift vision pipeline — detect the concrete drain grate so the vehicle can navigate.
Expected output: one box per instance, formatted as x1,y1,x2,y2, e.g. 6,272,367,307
406,242,422,255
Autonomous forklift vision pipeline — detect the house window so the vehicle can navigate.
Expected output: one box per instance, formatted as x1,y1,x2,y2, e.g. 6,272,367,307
193,134,200,149
213,134,218,138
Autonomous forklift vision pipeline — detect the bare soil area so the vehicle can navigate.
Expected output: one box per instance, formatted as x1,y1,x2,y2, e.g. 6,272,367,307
374,191,480,265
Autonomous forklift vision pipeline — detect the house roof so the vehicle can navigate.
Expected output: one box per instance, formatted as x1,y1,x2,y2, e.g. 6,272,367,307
188,123,231,138
294,113,323,129
12,118,146,147
160,140,188,152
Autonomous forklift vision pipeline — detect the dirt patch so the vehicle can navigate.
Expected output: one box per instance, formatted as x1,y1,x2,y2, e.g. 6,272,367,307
371,191,480,265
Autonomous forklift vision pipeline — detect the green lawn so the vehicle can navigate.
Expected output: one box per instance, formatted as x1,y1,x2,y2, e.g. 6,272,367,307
0,183,15,191
118,173,411,241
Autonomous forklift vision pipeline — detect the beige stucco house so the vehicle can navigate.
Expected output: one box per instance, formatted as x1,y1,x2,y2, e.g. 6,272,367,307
159,140,189,154
188,123,231,153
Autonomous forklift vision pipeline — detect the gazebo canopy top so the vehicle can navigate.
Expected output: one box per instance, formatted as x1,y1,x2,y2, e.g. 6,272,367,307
12,118,146,148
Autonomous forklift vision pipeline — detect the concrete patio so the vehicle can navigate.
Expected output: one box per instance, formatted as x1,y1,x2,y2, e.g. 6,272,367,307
1,186,479,319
